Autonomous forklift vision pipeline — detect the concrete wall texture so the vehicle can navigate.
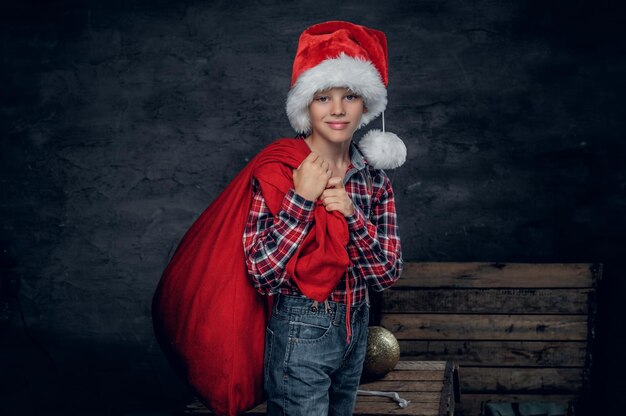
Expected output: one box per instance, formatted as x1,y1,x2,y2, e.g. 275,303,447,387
1,0,625,414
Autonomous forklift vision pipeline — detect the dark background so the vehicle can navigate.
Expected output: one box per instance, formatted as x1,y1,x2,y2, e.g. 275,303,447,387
1,0,625,415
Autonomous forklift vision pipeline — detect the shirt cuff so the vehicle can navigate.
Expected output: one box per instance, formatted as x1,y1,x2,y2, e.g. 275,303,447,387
346,205,368,235
281,188,315,223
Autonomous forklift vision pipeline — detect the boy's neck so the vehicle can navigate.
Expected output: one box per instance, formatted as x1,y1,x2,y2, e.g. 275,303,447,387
304,135,352,167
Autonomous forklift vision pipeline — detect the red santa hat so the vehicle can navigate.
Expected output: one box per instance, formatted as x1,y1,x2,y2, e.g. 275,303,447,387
286,21,407,169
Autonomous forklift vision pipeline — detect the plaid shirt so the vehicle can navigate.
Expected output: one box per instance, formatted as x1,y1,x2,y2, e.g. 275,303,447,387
243,142,402,305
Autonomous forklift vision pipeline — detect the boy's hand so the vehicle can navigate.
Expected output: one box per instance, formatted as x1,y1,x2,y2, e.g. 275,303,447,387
292,152,332,201
321,177,355,217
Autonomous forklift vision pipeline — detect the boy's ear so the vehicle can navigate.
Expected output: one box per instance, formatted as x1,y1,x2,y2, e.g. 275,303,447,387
363,105,369,114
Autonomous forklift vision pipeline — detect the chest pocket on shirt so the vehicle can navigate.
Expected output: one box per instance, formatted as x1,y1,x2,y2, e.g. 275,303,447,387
347,168,375,220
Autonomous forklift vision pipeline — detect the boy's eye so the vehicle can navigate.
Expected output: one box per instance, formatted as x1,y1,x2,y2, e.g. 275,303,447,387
315,96,329,103
345,94,359,101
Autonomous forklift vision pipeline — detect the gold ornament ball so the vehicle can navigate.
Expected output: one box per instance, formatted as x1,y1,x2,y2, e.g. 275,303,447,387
362,326,400,379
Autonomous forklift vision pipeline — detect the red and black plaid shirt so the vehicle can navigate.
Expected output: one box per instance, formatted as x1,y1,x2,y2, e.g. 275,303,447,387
243,142,402,306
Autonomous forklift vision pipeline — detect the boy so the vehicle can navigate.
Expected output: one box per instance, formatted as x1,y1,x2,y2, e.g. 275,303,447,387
243,21,405,416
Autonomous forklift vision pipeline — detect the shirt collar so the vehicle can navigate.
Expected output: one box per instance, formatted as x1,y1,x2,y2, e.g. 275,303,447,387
349,142,367,170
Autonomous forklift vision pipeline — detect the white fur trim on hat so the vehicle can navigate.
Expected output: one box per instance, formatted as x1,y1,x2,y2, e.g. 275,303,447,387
359,129,407,169
286,53,387,134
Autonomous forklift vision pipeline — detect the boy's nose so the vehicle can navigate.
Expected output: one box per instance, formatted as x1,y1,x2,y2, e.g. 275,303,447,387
330,98,346,116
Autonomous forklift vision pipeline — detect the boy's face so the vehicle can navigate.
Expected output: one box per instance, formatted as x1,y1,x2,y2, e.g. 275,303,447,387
308,87,367,145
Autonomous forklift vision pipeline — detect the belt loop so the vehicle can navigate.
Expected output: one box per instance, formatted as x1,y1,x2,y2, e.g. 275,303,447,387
324,300,331,314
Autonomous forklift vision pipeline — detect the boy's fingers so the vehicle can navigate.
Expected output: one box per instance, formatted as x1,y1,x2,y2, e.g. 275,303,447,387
327,176,343,188
298,152,318,169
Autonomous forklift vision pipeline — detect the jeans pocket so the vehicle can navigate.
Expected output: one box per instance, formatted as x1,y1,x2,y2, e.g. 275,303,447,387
288,312,333,343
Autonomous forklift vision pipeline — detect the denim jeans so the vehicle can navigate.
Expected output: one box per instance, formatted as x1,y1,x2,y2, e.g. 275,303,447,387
264,294,369,416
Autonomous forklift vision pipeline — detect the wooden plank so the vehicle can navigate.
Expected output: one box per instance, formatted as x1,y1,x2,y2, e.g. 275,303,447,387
359,380,445,392
356,392,442,403
382,314,588,341
440,362,459,416
353,400,441,415
376,370,446,382
183,400,207,413
184,400,269,414
459,367,584,393
394,361,447,371
457,393,576,416
383,288,592,314
242,403,265,414
397,263,594,288
397,340,587,367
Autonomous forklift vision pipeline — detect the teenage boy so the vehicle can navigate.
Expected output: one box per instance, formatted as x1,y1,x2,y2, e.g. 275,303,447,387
243,21,406,416
153,20,406,416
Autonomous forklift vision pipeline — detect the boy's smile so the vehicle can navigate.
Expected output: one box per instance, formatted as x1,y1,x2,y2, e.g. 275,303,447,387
326,121,350,130
307,87,367,144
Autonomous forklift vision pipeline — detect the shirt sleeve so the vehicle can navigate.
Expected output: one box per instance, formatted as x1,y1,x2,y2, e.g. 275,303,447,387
243,178,315,294
345,171,403,291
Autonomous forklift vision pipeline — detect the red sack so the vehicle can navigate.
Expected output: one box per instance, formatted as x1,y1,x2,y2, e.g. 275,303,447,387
152,138,349,415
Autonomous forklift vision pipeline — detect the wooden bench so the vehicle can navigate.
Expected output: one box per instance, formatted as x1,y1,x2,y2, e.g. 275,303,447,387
376,262,601,416
184,360,459,416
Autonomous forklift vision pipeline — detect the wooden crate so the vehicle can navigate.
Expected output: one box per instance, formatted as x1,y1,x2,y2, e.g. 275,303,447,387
352,361,459,416
379,262,601,416
184,361,460,416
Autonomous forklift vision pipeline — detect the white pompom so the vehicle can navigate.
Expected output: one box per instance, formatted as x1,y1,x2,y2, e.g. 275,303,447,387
358,129,407,170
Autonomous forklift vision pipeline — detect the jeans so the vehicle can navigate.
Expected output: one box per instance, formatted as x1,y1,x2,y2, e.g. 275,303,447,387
264,294,369,416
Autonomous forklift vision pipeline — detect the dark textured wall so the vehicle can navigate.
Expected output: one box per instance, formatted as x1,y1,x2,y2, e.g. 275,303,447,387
2,0,625,414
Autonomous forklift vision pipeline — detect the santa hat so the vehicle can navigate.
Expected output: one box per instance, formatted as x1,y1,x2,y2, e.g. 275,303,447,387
286,21,407,170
